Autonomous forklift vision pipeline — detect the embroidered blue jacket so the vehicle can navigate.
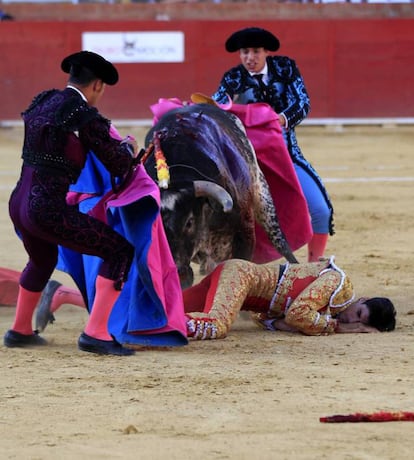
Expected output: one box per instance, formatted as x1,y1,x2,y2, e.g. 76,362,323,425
212,55,310,163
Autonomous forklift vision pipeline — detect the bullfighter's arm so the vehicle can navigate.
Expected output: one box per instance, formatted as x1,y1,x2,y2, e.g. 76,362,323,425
79,117,135,178
212,69,238,105
273,57,310,130
283,270,342,335
185,260,253,340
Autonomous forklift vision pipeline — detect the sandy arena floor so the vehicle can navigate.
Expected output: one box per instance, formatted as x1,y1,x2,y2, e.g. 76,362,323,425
0,124,413,460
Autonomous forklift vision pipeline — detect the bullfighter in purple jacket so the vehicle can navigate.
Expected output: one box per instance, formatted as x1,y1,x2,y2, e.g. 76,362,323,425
5,51,139,355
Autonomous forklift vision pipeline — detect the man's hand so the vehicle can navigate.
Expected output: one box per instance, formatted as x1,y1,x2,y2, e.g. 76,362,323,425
272,318,298,332
122,136,138,158
336,322,379,334
278,113,287,128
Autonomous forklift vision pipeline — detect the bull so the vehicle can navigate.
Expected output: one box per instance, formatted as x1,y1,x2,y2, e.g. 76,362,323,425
143,103,298,288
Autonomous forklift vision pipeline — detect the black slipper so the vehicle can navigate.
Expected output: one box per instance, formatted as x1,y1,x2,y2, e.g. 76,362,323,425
4,329,48,348
78,332,135,356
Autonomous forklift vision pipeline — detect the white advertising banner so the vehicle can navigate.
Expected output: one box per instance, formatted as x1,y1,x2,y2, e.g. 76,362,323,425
82,31,185,63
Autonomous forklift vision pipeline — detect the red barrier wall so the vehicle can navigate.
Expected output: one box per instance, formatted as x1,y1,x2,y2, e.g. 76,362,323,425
1,19,413,121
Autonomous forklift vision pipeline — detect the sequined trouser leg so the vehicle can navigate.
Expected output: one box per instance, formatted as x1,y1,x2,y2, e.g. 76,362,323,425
184,259,281,339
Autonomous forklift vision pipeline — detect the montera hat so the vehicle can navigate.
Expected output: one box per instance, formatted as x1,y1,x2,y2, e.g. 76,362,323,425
225,27,280,53
61,51,119,85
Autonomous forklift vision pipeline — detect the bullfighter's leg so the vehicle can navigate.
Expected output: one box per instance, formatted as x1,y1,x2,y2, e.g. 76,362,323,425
48,207,135,353
6,194,135,354
4,231,58,347
184,259,279,339
4,287,46,347
308,233,329,263
294,164,331,262
82,275,121,340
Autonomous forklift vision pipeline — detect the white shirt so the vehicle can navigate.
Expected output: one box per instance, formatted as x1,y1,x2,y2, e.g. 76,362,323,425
249,63,287,128
249,63,269,85
66,85,88,102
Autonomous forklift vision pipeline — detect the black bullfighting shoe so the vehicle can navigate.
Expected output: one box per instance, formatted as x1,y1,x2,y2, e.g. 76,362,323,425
78,332,135,356
4,329,48,348
35,280,62,332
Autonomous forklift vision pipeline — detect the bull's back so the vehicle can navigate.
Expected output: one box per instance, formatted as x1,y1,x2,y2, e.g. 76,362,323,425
144,104,254,203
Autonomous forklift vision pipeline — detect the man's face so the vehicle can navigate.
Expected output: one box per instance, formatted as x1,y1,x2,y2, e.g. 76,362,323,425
89,79,106,107
337,298,370,324
239,47,269,74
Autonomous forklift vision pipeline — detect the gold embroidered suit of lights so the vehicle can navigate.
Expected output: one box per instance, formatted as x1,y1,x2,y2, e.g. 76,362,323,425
187,257,355,339
187,259,281,339
255,258,354,335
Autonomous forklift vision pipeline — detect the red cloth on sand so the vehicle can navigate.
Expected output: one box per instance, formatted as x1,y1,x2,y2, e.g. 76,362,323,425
0,267,20,306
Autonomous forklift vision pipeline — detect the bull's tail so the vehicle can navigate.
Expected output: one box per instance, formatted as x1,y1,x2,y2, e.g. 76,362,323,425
253,168,298,264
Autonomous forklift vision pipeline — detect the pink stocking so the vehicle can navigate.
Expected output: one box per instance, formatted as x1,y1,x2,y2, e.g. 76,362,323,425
12,286,42,335
308,233,329,262
84,276,121,340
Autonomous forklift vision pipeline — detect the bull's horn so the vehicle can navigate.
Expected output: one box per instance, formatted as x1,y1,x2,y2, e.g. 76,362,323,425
190,92,233,110
193,180,233,213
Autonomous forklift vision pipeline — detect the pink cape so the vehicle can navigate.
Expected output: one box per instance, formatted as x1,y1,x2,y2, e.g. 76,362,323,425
150,98,312,263
83,164,187,343
95,166,187,339
64,127,187,345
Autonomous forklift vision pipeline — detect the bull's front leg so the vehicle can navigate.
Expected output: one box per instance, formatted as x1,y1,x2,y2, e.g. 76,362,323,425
254,170,298,264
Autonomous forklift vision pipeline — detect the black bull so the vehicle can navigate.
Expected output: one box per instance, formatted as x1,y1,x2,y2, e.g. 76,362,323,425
143,104,298,288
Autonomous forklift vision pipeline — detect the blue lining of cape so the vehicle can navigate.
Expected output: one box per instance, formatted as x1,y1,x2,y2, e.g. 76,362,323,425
57,153,187,347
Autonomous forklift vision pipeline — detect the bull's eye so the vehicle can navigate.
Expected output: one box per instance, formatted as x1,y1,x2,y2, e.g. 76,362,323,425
184,216,195,233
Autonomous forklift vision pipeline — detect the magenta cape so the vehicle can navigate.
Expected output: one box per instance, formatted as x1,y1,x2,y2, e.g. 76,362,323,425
59,155,188,347
150,98,312,263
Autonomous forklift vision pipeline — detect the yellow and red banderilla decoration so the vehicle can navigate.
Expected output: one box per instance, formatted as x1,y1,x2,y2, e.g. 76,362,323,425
153,133,170,189
139,132,170,189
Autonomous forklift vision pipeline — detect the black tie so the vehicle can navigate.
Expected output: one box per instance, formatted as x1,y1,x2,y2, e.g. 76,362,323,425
253,74,269,101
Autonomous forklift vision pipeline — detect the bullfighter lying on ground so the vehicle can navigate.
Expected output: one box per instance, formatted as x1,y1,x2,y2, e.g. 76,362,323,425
1,256,396,344
183,256,396,338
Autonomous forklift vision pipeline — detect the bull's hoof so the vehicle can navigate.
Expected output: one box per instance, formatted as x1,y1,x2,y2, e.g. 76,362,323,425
35,280,61,332
4,329,48,348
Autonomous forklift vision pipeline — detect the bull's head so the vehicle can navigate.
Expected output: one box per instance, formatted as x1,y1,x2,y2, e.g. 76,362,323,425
160,180,233,289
